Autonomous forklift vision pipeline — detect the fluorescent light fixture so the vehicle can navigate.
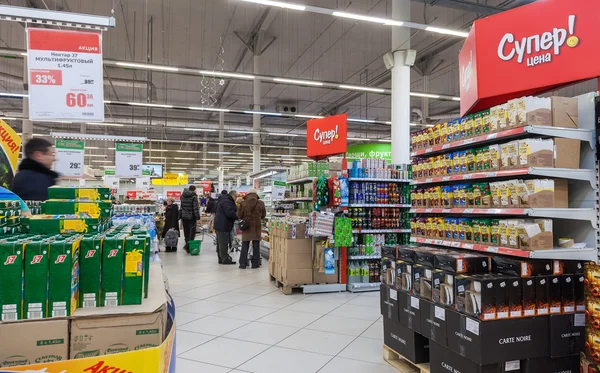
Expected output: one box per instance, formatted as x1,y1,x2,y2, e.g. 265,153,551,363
0,92,28,98
332,11,404,26
348,118,375,123
86,147,100,149
173,157,196,160
385,121,392,125
347,137,370,141
0,117,17,120
273,78,323,86
295,114,324,119
184,128,217,132
378,139,392,143
128,102,173,109
20,52,28,56
85,122,125,127
116,62,179,72
241,0,306,11
85,154,111,157
425,26,469,38
243,111,282,116
228,130,259,134
338,84,385,93
208,151,231,155
410,92,441,99
268,132,298,137
198,70,254,80
452,97,461,101
91,160,112,163
189,106,230,112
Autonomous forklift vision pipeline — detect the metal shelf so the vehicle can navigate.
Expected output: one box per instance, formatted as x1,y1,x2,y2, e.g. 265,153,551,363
410,237,598,261
302,283,346,294
348,178,411,183
410,208,597,225
351,228,411,234
348,255,382,260
410,125,595,157
283,197,313,202
287,177,317,185
411,167,596,189
347,282,381,293
348,204,412,208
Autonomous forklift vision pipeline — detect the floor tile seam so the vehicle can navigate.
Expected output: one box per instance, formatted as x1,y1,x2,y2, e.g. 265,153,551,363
175,334,218,354
177,356,234,370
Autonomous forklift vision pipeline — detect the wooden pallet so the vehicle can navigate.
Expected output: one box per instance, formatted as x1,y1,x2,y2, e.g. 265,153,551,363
384,345,430,373
269,275,305,295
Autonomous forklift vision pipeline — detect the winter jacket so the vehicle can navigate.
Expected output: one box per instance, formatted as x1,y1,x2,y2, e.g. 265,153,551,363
214,194,238,233
11,158,58,201
180,189,200,221
162,204,179,238
205,198,217,214
237,192,266,242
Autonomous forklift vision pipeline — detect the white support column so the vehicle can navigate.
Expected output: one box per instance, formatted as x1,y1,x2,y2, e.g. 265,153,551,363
391,0,411,165
218,111,224,165
253,54,261,173
22,57,33,143
422,74,430,122
218,168,224,193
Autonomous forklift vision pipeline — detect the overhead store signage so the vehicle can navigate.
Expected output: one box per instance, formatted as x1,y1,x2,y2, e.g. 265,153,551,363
54,139,85,177
0,120,21,190
166,191,182,200
103,176,120,189
26,28,104,121
136,177,151,190
152,173,189,186
346,143,391,160
272,181,286,201
459,0,600,115
197,180,212,192
115,143,143,177
306,114,348,160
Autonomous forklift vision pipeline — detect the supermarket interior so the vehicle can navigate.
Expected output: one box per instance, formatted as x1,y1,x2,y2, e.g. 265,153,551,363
0,0,600,372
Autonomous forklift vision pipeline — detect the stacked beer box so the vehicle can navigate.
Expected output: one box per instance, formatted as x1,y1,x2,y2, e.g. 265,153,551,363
381,245,584,373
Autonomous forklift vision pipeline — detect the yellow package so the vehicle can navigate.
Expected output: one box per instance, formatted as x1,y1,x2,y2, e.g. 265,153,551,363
490,106,499,132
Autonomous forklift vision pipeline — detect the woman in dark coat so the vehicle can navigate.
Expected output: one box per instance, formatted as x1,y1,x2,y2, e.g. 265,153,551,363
237,190,266,269
162,198,180,252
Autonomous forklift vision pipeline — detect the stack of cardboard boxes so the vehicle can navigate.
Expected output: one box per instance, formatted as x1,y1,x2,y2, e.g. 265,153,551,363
381,245,583,373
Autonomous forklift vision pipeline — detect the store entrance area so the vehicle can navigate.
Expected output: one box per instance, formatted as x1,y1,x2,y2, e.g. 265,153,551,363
161,241,390,373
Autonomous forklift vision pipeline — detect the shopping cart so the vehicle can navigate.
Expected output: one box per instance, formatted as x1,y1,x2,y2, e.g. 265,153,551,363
230,221,242,254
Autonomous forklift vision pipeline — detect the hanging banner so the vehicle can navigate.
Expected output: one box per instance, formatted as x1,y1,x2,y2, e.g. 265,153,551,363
26,28,104,121
54,139,85,177
346,143,391,160
306,114,348,160
103,176,120,189
136,176,151,190
166,191,182,200
152,173,189,186
0,119,21,189
459,0,600,115
115,143,143,177
198,180,212,192
272,180,286,201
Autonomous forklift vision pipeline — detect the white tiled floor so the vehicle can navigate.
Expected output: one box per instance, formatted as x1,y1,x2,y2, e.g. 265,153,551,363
160,239,387,373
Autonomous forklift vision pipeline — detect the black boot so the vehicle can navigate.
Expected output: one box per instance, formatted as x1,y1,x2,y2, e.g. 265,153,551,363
222,258,236,265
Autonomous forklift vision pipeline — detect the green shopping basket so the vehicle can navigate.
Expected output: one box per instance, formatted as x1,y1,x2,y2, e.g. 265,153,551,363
188,240,202,256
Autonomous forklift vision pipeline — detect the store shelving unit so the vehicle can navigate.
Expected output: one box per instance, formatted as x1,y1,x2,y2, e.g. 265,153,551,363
410,208,597,225
352,228,411,234
283,197,313,202
286,177,317,185
347,282,382,292
348,177,411,183
350,203,411,208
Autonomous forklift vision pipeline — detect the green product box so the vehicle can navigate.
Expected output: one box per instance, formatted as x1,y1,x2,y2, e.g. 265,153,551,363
24,238,53,319
48,186,111,201
48,236,81,317
79,235,103,308
0,207,21,217
42,200,113,218
28,215,103,234
139,234,151,299
0,240,26,320
123,236,146,305
101,235,126,306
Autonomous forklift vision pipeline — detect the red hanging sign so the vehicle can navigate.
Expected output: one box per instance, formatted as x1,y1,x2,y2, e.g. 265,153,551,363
306,114,348,160
166,191,182,200
126,191,137,199
197,180,212,192
459,0,600,115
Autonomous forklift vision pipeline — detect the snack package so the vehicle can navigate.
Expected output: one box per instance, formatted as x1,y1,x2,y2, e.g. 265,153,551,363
489,106,499,133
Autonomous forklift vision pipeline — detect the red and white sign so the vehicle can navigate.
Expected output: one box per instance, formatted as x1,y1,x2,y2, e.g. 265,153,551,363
126,191,137,199
166,191,182,200
27,28,104,121
459,0,600,115
197,180,212,193
306,114,348,160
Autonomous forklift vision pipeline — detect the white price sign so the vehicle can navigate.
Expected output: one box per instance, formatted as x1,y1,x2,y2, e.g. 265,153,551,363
271,181,287,201
103,176,120,189
54,139,84,177
26,28,104,121
136,177,151,190
115,143,143,177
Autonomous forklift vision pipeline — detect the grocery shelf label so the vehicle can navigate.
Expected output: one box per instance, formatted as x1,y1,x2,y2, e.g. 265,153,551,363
26,28,104,121
115,143,143,177
54,139,85,177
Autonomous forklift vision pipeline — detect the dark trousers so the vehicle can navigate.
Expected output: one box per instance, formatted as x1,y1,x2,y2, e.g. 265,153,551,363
216,231,231,262
182,219,196,249
240,240,260,267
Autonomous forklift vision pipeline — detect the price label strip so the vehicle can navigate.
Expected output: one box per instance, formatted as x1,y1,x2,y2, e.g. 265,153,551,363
115,143,143,177
54,139,84,177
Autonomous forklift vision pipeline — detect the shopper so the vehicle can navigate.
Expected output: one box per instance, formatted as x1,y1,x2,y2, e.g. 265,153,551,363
11,138,58,201
180,185,200,253
237,189,266,269
214,190,238,265
162,197,180,252
205,195,217,233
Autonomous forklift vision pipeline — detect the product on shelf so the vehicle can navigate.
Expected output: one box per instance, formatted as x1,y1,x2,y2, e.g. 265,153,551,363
42,199,113,218
348,158,411,180
48,186,111,201
349,182,411,205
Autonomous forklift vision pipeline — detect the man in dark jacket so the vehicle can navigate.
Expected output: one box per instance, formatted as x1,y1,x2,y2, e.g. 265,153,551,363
214,190,238,265
180,185,200,253
12,138,58,201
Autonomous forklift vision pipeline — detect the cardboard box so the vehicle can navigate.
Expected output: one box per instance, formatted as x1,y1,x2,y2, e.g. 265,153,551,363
0,319,69,366
413,265,433,300
523,356,579,373
79,235,103,308
42,200,112,218
492,257,552,277
24,238,52,319
102,235,126,306
48,186,111,201
523,277,537,317
455,274,497,320
554,138,580,169
527,108,552,127
551,96,578,128
434,252,490,274
381,246,396,286
549,313,584,357
429,342,521,373
446,309,549,365
313,261,338,284
28,215,106,234
123,236,146,305
420,299,448,347
536,275,550,316
0,240,25,320
281,269,312,285
282,223,307,239
397,261,413,293
518,179,568,208
508,278,523,318
383,318,429,364
381,284,400,323
399,292,422,333
48,236,80,317
575,274,585,312
282,238,312,254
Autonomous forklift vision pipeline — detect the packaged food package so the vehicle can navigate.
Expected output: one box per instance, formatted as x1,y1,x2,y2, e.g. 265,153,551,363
497,103,509,130
489,144,500,170
507,99,518,128
518,138,554,167
489,106,499,133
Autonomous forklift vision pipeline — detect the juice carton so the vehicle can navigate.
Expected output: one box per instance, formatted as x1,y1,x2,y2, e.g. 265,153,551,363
48,235,81,317
0,240,26,320
24,237,53,319
79,234,103,308
123,236,146,305
47,186,111,201
42,199,113,218
101,235,126,306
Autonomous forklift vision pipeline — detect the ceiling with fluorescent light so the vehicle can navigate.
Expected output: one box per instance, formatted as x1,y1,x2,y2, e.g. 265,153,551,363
0,0,595,176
